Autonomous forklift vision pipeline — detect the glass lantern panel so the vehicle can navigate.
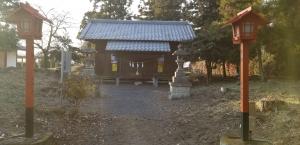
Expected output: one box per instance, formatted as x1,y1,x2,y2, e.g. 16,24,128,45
20,19,30,33
234,25,240,37
243,22,253,36
35,21,42,35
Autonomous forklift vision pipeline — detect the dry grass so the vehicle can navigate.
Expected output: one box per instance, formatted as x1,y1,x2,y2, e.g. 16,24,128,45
1,68,300,144
198,79,300,144
0,68,59,137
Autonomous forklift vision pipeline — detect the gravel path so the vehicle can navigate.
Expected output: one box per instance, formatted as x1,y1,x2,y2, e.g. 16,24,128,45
100,84,169,119
99,84,171,145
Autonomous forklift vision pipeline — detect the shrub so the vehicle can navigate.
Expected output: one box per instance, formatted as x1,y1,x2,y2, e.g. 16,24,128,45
63,74,95,110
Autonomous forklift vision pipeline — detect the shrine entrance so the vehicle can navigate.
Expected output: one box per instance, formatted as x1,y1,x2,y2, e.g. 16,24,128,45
112,52,175,80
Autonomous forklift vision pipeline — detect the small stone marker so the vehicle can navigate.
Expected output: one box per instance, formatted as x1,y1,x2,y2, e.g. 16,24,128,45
152,77,158,87
116,77,120,86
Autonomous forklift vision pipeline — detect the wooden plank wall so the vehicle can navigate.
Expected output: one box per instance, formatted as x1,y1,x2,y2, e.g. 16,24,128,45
93,40,178,80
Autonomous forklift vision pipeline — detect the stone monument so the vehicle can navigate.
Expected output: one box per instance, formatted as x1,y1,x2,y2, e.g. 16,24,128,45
169,44,192,99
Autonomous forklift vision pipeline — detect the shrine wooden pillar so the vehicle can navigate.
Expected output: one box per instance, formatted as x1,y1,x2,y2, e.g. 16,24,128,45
25,38,34,137
225,7,267,141
240,41,250,140
7,2,51,138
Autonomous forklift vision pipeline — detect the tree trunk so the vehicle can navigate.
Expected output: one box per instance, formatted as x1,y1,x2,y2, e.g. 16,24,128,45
236,63,240,77
43,51,50,68
222,60,227,78
257,47,265,81
4,49,7,67
205,60,212,83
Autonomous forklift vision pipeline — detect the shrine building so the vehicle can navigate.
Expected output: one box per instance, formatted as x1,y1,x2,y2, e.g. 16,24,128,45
79,19,196,82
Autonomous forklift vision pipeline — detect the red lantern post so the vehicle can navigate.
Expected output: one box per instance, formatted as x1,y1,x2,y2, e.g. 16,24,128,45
7,3,51,138
226,7,266,141
25,37,34,137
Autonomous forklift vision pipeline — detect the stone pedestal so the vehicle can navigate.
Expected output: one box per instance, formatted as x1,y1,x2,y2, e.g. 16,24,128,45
169,82,191,99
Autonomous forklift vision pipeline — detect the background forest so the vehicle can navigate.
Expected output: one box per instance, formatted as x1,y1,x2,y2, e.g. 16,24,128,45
80,0,300,82
1,1,300,145
1,0,300,81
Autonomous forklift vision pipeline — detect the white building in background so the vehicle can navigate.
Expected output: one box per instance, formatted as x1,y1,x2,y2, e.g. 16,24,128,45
6,51,17,67
0,43,29,68
0,49,17,68
17,44,26,67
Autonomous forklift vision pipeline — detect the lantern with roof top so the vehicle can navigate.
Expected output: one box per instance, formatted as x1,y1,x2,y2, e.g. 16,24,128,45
7,2,51,39
228,7,266,44
7,2,51,138
221,7,270,144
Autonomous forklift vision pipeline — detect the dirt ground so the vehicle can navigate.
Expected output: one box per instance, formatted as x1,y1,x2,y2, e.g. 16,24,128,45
0,68,300,145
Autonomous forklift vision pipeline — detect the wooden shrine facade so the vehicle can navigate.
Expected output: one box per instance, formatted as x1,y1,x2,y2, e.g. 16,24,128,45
79,19,196,81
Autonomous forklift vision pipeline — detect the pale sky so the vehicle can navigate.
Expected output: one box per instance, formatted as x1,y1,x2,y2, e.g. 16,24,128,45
20,0,140,47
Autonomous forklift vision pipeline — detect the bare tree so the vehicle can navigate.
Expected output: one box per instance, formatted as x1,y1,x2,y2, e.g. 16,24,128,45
34,8,72,68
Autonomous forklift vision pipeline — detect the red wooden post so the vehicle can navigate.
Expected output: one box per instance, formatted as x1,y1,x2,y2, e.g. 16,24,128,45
225,7,267,141
7,3,51,138
25,38,34,138
240,41,249,141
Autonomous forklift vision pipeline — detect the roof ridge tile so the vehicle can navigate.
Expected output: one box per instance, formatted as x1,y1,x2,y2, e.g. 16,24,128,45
90,19,190,25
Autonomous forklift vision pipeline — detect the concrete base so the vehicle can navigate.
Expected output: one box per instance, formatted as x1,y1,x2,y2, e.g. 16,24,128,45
0,132,54,145
220,135,272,145
169,82,191,99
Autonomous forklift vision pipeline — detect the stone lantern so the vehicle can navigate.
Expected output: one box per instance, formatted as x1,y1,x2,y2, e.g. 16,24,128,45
82,48,96,68
169,44,192,99
82,47,96,76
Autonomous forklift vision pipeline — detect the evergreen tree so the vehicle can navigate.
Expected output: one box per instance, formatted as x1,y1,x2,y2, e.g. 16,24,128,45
219,0,263,21
0,0,18,50
0,24,18,50
138,0,185,20
0,0,18,21
187,0,219,27
260,0,300,78
81,0,132,28
187,0,233,81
